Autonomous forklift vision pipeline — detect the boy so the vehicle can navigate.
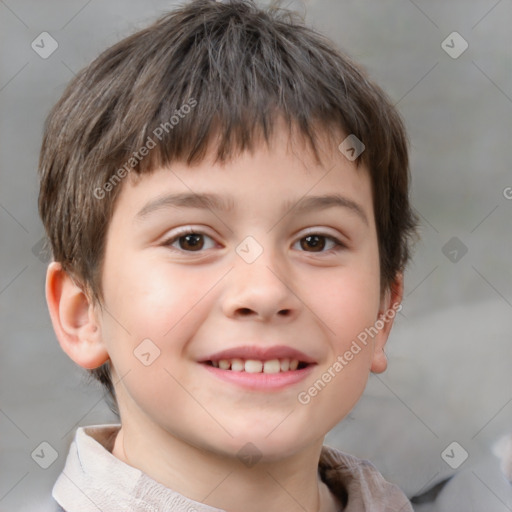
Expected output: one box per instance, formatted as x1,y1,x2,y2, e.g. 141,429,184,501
38,0,417,510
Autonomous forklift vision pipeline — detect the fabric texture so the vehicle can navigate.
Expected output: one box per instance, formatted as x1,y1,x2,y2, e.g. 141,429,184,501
51,424,413,512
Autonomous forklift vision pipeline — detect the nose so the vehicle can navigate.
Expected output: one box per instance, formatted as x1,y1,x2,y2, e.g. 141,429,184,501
221,249,302,322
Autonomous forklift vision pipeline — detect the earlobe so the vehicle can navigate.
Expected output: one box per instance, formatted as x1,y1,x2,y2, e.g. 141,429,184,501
370,273,404,374
46,262,109,369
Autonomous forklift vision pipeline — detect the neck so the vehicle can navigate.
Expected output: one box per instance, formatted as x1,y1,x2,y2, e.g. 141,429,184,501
112,422,339,512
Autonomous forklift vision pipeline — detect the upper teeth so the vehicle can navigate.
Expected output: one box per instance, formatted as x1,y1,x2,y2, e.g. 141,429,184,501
212,358,300,373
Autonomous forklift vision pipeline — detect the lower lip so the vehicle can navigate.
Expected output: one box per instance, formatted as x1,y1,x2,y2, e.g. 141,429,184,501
200,363,316,391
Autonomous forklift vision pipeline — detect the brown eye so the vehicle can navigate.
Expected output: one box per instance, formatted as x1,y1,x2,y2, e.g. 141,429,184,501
294,234,343,253
164,231,216,252
300,235,326,252
178,233,204,251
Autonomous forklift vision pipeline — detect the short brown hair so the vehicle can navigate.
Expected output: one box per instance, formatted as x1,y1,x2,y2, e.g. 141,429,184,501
38,0,417,414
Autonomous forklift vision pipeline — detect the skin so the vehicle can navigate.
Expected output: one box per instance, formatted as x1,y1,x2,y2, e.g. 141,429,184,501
46,121,402,512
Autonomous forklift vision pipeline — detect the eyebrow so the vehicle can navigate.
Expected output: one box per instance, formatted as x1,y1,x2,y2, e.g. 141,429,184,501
290,194,369,225
135,192,368,225
135,192,235,220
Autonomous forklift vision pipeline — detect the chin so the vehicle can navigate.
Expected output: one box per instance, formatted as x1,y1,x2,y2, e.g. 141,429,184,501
226,428,313,462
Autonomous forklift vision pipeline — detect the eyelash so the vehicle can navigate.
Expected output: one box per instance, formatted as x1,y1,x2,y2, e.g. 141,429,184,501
162,228,217,252
294,233,346,253
161,228,346,254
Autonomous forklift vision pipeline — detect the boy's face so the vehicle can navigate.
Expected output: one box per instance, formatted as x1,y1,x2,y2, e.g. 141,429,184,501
77,124,398,460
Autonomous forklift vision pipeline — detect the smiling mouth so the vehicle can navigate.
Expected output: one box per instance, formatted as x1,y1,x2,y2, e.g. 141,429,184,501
202,358,311,373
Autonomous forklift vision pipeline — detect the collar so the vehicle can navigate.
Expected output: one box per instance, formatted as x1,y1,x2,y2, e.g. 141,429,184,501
53,424,412,512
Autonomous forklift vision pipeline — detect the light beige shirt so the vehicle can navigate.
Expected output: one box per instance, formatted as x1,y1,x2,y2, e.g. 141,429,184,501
52,424,413,512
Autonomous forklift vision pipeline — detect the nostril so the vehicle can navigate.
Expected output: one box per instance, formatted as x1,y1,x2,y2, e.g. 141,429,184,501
233,307,292,318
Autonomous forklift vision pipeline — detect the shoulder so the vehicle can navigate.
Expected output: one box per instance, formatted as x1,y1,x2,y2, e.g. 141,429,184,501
319,445,413,512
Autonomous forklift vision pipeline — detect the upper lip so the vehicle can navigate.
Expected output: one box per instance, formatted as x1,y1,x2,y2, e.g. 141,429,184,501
199,345,317,364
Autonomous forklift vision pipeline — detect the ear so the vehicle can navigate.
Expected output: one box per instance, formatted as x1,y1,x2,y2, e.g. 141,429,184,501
46,262,109,369
370,273,404,374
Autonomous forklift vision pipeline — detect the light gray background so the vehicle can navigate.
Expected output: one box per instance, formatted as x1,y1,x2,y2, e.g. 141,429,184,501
1,0,511,510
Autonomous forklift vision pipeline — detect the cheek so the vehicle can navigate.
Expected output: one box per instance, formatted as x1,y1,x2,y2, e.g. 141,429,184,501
101,259,222,419
295,277,380,432
103,256,216,338
301,264,381,346
99,256,226,385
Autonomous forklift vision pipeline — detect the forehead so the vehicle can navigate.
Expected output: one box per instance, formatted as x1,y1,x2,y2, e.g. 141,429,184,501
114,122,374,226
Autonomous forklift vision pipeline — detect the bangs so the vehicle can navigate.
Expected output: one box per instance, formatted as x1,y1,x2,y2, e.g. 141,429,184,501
66,1,365,182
